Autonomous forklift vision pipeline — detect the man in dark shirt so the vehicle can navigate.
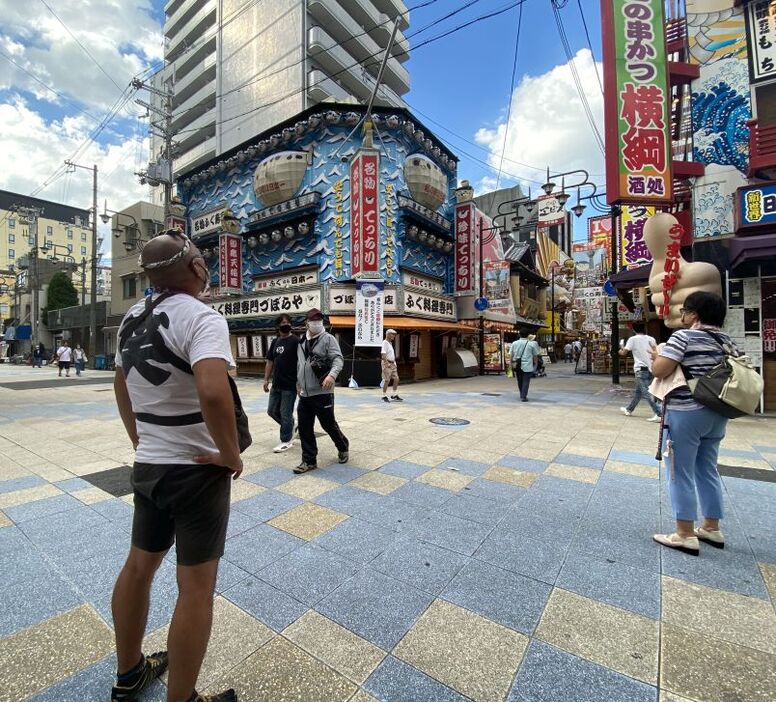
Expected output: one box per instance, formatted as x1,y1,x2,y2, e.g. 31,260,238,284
263,314,300,452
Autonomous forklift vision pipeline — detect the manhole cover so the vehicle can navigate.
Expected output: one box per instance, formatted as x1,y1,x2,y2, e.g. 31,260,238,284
481,393,501,397
429,417,470,426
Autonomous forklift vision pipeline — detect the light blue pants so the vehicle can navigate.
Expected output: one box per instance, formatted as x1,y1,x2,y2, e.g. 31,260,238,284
663,407,727,522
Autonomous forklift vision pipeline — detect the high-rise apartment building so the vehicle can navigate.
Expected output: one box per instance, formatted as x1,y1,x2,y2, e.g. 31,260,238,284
153,0,410,182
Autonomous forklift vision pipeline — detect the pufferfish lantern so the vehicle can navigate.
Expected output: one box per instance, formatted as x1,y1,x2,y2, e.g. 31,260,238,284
644,212,721,329
221,209,241,235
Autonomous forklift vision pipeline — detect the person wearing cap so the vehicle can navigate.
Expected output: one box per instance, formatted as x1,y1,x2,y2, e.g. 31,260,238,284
110,230,239,702
380,328,403,402
294,308,349,473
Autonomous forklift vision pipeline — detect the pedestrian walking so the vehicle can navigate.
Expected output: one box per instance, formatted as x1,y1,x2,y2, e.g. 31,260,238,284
650,291,733,556
294,308,349,474
56,340,72,377
619,322,661,422
110,231,239,702
573,339,582,362
563,342,573,363
73,343,88,376
510,328,540,402
380,328,403,402
264,314,299,453
32,344,44,368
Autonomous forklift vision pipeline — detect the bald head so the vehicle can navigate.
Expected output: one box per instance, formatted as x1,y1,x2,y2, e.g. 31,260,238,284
141,232,205,291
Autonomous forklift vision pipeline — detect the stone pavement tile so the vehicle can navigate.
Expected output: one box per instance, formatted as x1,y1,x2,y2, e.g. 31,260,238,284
52,477,92,493
661,576,776,654
442,559,551,635
268,502,349,541
283,610,386,685
661,623,776,702
313,517,397,564
659,692,693,702
535,588,659,684
556,452,606,469
144,596,273,689
230,478,266,503
508,640,658,702
215,559,251,594
401,449,451,467
206,635,357,702
350,690,378,702
0,510,10,528
461,477,526,503
379,459,430,479
608,449,658,466
351,471,407,495
28,654,165,702
497,455,549,472
561,444,613,459
761,563,776,604
390,480,452,508
0,604,114,702
416,467,475,492
545,463,601,484
604,459,660,479
475,525,568,584
276,474,340,500
315,568,435,649
231,489,304,521
348,452,398,469
394,599,528,702
225,509,258,540
571,522,661,573
28,464,73,482
257,543,360,607
358,495,426,533
483,465,538,488
0,474,45,493
316,463,370,483
224,575,308,632
364,656,468,702
370,536,468,595
510,445,561,462
436,457,491,476
409,509,492,556
71,486,113,505
313,485,386,516
0,483,62,510
438,492,512,526
557,553,661,620
244,466,296,488
224,523,304,576
720,447,761,459
4,493,81,523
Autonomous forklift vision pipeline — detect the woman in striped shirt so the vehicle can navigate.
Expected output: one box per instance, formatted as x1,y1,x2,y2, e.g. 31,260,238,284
651,291,733,556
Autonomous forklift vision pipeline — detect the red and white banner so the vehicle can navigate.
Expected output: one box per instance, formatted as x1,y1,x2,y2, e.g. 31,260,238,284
537,194,566,227
350,152,380,277
219,233,242,294
455,202,476,296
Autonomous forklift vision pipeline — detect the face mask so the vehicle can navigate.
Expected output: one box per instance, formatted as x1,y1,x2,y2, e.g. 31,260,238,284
192,258,209,294
307,320,324,334
279,324,292,333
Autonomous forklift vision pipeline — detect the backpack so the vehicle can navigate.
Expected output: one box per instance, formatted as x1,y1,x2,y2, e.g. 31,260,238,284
682,330,763,419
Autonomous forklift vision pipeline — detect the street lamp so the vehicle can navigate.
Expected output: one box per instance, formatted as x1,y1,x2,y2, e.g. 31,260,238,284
101,203,149,252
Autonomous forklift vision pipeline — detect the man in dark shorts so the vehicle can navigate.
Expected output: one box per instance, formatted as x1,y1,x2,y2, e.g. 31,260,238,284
111,230,241,702
263,314,299,453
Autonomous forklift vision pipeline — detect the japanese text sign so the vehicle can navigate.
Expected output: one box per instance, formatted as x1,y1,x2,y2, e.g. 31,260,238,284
211,289,321,319
218,233,242,294
657,222,683,318
620,205,655,268
455,202,476,296
602,0,673,205
737,183,776,230
404,291,456,320
537,195,566,227
746,1,776,84
191,206,227,237
350,152,380,277
354,280,384,348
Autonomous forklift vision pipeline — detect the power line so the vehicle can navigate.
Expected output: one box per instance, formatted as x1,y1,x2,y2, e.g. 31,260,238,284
576,0,603,94
496,1,524,189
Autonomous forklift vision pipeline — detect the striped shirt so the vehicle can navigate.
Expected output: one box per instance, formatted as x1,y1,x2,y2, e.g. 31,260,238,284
659,328,736,411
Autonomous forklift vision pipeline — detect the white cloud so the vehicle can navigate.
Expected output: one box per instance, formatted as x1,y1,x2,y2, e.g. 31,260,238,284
474,48,605,194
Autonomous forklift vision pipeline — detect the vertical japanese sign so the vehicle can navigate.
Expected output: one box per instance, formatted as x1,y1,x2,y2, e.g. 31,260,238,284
333,180,344,277
602,0,673,204
350,152,380,277
455,202,476,296
746,1,776,84
587,214,613,268
484,261,511,308
620,205,655,268
354,280,384,347
218,233,242,294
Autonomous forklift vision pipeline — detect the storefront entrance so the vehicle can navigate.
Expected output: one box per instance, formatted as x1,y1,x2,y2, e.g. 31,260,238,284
762,279,776,412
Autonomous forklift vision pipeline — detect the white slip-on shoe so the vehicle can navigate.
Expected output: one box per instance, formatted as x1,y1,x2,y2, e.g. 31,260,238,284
695,527,725,549
653,532,700,555
646,414,661,423
620,407,632,416
273,442,293,453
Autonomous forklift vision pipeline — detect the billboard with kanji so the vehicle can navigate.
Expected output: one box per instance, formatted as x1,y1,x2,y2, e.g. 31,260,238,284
620,205,655,268
454,202,476,296
350,152,380,277
218,233,242,294
602,0,673,205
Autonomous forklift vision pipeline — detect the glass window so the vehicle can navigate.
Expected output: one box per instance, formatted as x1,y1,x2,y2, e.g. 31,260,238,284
81,246,87,255
8,249,14,259
28,237,34,246
122,277,137,299
8,234,14,243
81,232,87,241
8,219,15,228
45,239,53,250
67,244,73,253
67,229,73,239
47,226,53,235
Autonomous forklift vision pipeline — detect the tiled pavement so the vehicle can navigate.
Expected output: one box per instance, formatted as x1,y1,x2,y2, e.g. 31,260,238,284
1,364,776,701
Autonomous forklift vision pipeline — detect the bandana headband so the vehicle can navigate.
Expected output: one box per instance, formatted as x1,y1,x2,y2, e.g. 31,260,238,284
139,228,191,270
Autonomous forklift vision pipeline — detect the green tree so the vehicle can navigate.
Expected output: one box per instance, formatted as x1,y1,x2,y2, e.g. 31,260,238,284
41,271,78,325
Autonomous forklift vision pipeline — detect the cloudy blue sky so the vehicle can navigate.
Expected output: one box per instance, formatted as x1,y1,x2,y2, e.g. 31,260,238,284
0,0,605,255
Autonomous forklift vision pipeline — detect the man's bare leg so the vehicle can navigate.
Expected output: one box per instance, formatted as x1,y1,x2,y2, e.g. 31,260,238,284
166,559,219,702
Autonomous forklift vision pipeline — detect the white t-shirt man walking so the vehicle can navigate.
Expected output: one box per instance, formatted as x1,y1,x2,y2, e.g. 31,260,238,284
56,342,73,377
619,322,661,421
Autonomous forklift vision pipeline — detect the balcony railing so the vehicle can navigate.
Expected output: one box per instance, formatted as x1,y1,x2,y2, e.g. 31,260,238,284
747,119,776,177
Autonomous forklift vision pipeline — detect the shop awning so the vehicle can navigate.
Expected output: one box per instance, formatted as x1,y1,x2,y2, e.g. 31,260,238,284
329,316,473,332
608,264,651,290
729,234,776,268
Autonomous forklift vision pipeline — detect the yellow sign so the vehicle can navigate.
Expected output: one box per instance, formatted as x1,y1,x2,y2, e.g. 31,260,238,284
539,311,561,334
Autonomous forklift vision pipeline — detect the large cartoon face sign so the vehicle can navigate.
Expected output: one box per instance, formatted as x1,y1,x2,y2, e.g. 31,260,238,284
644,212,722,328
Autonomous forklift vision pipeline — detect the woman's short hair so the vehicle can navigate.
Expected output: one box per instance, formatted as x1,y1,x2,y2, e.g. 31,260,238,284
275,314,292,327
683,291,726,327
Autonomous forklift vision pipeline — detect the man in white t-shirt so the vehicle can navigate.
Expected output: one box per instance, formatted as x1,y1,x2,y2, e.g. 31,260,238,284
619,321,662,422
110,231,239,702
56,341,72,377
380,328,402,402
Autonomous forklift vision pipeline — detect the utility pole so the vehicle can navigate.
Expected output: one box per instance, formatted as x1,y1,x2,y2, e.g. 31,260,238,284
609,205,622,385
80,257,86,345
